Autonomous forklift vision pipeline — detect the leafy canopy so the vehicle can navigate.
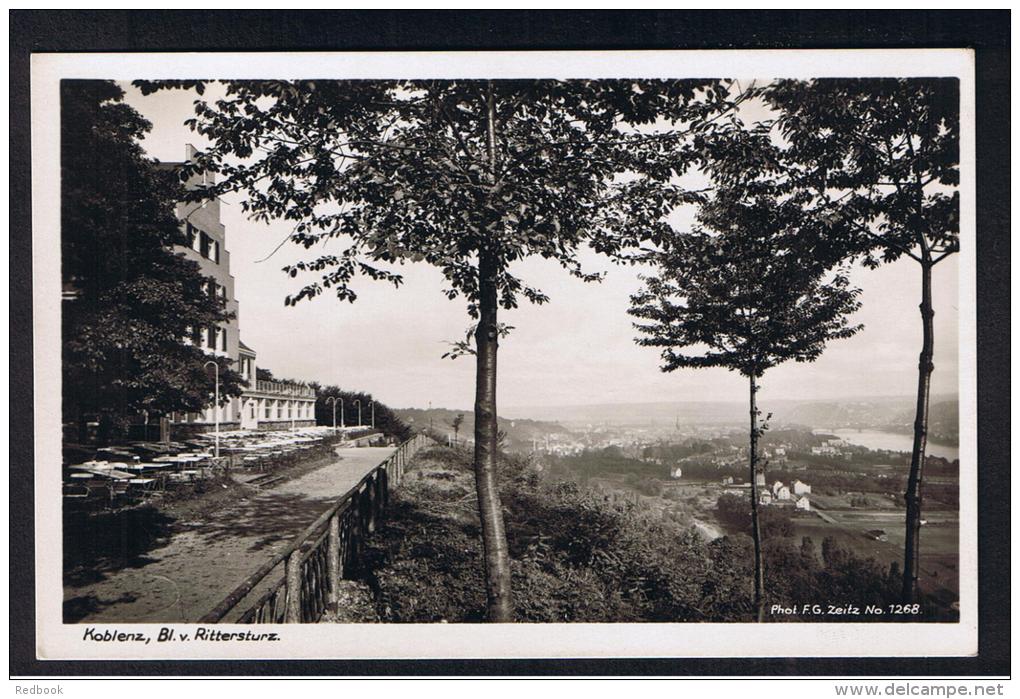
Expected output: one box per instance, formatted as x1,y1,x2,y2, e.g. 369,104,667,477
630,157,863,379
762,78,959,267
134,79,733,316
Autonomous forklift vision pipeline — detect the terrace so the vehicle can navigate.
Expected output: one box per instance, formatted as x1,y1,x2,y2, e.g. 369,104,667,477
61,426,381,511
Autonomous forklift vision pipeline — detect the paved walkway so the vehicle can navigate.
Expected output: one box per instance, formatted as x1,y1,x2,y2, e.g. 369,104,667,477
64,446,395,623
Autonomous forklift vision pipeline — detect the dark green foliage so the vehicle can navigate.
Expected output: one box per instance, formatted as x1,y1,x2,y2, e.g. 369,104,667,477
61,80,243,443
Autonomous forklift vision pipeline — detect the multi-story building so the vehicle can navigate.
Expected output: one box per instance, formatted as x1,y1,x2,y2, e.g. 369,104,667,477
168,145,316,433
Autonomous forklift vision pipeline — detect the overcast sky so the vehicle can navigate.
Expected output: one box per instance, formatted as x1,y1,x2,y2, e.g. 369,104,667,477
121,82,961,413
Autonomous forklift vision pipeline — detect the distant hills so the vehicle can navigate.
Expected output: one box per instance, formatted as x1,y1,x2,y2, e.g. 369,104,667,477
402,396,959,449
499,396,959,445
777,397,959,443
395,407,571,451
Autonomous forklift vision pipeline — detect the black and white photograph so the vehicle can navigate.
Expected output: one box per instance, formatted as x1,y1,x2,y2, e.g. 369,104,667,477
16,20,1004,673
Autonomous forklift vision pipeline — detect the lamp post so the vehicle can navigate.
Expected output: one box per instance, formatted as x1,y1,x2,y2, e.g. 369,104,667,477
371,400,375,429
354,399,362,427
326,396,338,433
203,359,220,459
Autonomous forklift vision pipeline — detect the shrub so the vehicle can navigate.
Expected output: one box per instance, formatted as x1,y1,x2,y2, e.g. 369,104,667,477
354,449,908,623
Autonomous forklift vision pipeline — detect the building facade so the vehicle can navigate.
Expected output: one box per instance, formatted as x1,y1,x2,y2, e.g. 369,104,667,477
169,146,316,433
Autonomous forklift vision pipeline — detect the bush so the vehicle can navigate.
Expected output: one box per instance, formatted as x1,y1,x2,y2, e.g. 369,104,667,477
623,473,663,497
715,492,794,538
354,449,908,623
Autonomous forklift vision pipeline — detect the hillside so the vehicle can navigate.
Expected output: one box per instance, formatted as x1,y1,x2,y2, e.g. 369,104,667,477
501,397,959,445
395,407,574,453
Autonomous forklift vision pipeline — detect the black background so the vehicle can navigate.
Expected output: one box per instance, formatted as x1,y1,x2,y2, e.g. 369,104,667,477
9,9,1010,677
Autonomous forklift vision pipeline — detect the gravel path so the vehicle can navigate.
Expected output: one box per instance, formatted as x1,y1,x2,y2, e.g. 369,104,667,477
63,446,395,623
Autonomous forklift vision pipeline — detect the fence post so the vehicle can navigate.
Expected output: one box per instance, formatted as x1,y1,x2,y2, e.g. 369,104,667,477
285,550,303,623
327,513,341,613
365,478,377,534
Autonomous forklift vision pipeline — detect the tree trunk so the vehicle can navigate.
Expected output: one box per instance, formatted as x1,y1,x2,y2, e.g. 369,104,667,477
748,373,765,622
473,251,513,622
902,258,935,604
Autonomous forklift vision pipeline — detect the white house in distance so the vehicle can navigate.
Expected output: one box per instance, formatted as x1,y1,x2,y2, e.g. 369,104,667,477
772,480,792,501
792,479,812,496
795,496,811,511
670,466,683,479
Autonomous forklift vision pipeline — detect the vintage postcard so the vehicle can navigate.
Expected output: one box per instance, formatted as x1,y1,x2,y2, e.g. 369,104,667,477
32,48,977,660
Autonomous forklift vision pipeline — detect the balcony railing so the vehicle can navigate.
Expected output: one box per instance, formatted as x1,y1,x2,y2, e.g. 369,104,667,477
254,380,316,398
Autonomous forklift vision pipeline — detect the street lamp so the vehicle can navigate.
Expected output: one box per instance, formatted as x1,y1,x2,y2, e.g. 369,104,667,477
203,359,220,459
325,396,339,433
354,399,362,427
370,400,375,429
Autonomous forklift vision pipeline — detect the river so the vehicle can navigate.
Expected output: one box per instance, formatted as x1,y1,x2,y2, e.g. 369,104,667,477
831,429,959,462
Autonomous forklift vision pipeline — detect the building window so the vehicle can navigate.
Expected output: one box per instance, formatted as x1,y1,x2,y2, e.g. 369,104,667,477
213,240,221,264
191,325,203,347
207,325,216,349
220,328,227,351
200,232,211,259
186,222,197,249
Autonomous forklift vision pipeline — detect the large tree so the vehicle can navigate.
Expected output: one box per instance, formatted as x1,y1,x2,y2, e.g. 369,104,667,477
62,80,243,444
762,78,959,604
629,183,862,622
135,78,731,620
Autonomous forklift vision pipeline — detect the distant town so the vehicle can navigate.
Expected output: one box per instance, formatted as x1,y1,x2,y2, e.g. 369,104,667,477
399,403,961,618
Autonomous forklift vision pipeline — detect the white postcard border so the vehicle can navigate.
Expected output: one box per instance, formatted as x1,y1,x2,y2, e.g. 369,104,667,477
31,48,978,661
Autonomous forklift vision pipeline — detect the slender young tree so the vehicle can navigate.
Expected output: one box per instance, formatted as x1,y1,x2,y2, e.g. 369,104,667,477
62,80,242,444
135,78,731,620
451,413,465,446
763,79,959,603
629,188,862,622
